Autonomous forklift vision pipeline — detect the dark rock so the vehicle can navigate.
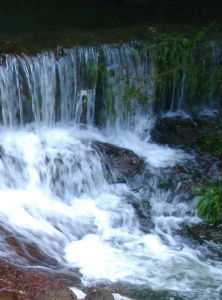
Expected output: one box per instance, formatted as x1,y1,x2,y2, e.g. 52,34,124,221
37,288,77,300
85,288,115,300
151,117,222,154
57,47,65,58
174,180,201,198
151,117,201,148
124,188,154,232
4,234,58,267
93,141,144,182
187,224,222,244
206,160,222,181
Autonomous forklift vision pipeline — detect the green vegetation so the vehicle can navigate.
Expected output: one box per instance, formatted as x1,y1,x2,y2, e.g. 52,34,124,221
102,71,149,125
145,23,222,105
196,183,222,225
149,27,193,98
116,23,222,112
200,135,222,155
97,23,222,126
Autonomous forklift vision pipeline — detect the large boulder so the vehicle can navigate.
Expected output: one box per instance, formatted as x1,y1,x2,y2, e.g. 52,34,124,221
93,141,144,183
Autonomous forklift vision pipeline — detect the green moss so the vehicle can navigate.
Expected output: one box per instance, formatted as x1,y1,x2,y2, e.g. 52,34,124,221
196,183,222,225
200,135,222,156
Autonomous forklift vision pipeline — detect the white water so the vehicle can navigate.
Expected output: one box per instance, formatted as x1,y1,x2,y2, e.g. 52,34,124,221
0,122,221,299
0,43,221,299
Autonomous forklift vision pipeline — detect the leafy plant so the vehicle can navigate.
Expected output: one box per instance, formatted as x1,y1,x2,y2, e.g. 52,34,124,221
196,183,222,225
143,22,220,109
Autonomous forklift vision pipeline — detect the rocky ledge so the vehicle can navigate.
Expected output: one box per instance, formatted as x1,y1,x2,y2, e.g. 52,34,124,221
93,141,145,183
151,116,222,154
0,259,77,300
0,259,121,300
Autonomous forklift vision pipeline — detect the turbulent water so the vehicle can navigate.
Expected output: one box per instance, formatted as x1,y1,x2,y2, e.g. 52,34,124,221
0,42,221,299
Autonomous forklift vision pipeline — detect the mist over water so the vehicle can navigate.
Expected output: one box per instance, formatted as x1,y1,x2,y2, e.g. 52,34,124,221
0,43,221,299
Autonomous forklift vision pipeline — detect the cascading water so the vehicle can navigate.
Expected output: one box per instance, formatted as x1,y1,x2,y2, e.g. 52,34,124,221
0,42,221,300
154,40,222,118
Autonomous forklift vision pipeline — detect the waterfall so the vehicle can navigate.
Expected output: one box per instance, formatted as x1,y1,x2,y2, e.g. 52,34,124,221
0,41,221,300
0,42,154,129
0,41,221,128
0,48,99,126
157,40,222,117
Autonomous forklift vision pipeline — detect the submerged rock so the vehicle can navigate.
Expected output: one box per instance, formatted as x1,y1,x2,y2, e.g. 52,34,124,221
5,235,58,267
93,141,144,183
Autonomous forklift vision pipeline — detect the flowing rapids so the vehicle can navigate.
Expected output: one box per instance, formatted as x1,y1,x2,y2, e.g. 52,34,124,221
0,42,221,299
0,123,221,300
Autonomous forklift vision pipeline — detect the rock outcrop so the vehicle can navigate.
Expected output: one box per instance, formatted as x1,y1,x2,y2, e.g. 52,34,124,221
93,141,144,183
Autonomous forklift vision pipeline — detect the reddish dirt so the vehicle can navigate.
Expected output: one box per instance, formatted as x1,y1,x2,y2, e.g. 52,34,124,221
0,259,69,300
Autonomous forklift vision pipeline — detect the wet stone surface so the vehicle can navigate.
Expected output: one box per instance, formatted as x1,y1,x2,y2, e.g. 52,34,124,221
0,259,78,300
151,116,222,152
186,224,222,244
93,140,145,183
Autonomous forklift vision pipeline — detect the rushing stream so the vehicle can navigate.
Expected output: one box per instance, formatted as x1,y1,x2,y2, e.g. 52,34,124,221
0,42,221,299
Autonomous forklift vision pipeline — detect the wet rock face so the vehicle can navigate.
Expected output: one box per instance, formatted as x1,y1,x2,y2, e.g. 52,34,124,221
93,141,144,182
151,116,222,152
186,224,222,244
0,259,78,300
151,117,201,148
85,288,115,300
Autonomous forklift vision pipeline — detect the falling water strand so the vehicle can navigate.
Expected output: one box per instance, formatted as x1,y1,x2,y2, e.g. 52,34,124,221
0,43,155,128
